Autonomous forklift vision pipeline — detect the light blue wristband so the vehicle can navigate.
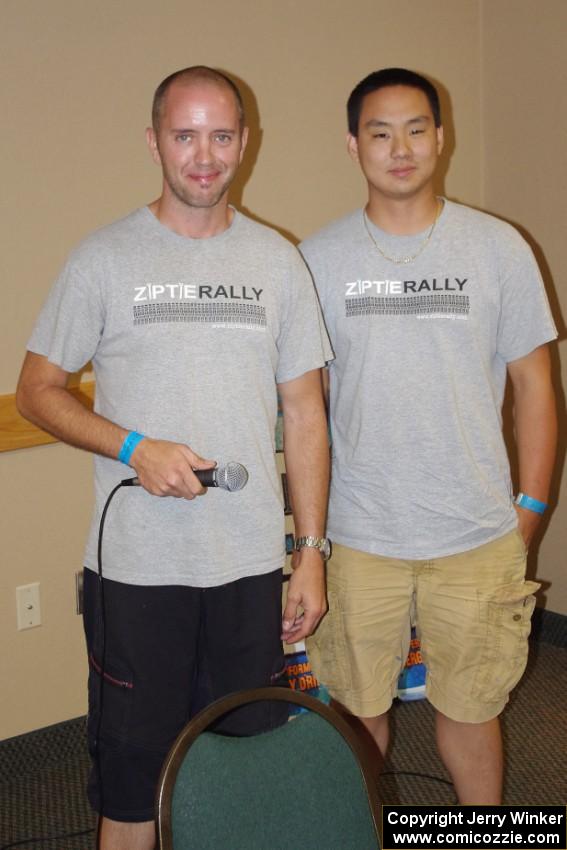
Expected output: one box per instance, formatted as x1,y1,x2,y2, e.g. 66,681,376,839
118,431,145,466
515,492,547,515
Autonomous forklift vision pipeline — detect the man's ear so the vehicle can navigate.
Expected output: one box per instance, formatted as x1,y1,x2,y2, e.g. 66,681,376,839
436,124,444,156
346,133,360,163
239,126,249,163
146,127,161,166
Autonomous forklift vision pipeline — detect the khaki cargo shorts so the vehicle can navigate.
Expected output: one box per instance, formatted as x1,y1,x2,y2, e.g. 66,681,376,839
306,530,538,723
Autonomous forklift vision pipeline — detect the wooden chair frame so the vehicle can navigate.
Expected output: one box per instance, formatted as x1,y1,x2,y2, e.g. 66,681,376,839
155,686,381,849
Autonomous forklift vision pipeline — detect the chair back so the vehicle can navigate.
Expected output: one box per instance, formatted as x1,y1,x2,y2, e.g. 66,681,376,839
156,687,381,849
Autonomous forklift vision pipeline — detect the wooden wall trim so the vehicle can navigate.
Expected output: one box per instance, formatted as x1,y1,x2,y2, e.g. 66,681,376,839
0,382,95,453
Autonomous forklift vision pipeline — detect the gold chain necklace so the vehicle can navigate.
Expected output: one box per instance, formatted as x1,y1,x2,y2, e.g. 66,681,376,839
362,199,443,265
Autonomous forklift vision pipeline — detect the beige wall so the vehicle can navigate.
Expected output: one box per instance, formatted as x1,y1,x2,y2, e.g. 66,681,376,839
481,0,567,613
0,0,562,738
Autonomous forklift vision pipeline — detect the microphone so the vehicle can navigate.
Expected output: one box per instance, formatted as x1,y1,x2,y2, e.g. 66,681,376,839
124,462,249,492
195,462,249,491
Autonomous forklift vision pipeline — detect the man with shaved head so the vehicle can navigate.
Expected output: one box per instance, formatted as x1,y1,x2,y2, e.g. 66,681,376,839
17,67,331,849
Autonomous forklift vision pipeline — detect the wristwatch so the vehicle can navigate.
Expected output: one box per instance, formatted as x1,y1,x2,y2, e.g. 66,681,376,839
294,536,332,560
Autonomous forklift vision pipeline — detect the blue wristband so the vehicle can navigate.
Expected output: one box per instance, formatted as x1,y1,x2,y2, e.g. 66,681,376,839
515,492,547,515
118,431,145,466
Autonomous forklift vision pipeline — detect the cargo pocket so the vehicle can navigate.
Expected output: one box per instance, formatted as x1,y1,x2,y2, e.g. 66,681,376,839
306,590,352,693
472,580,539,704
87,652,134,744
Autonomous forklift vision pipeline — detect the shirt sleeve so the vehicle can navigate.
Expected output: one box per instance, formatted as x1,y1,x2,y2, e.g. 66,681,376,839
27,253,105,373
496,233,557,363
275,249,334,385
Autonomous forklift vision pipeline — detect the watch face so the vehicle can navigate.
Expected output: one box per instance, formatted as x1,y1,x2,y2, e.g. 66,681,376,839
321,539,332,559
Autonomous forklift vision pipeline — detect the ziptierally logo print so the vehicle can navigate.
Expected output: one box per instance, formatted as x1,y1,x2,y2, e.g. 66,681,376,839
132,282,266,328
134,302,266,327
344,277,470,320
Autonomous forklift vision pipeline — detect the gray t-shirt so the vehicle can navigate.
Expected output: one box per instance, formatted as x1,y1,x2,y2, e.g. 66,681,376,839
29,207,331,586
300,200,557,559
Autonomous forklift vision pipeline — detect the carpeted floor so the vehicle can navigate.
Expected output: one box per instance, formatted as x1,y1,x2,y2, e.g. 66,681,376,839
381,640,567,806
1,639,565,849
0,719,96,850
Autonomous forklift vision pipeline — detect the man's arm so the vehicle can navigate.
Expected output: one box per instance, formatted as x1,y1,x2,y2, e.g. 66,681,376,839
321,366,330,407
278,368,329,643
507,343,557,547
16,351,214,499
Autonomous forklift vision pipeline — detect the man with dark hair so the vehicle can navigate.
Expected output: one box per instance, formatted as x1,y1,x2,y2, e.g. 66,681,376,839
347,67,442,134
301,68,557,804
17,66,331,850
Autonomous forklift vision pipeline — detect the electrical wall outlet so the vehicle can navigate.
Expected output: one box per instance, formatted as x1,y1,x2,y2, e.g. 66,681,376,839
16,583,41,630
75,570,84,615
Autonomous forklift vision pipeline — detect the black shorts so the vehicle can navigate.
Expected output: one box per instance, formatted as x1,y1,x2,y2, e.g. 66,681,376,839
83,567,288,822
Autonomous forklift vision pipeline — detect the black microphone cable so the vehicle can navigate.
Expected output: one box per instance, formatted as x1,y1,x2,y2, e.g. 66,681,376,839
92,467,247,831
93,476,137,844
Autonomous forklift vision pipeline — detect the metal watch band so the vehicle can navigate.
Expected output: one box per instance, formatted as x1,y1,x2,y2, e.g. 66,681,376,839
294,536,331,560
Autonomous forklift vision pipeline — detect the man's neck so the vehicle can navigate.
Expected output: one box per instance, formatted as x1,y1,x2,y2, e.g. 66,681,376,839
366,191,440,236
148,196,234,239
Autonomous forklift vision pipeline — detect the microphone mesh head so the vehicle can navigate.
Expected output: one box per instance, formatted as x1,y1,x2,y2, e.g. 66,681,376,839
217,462,249,492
